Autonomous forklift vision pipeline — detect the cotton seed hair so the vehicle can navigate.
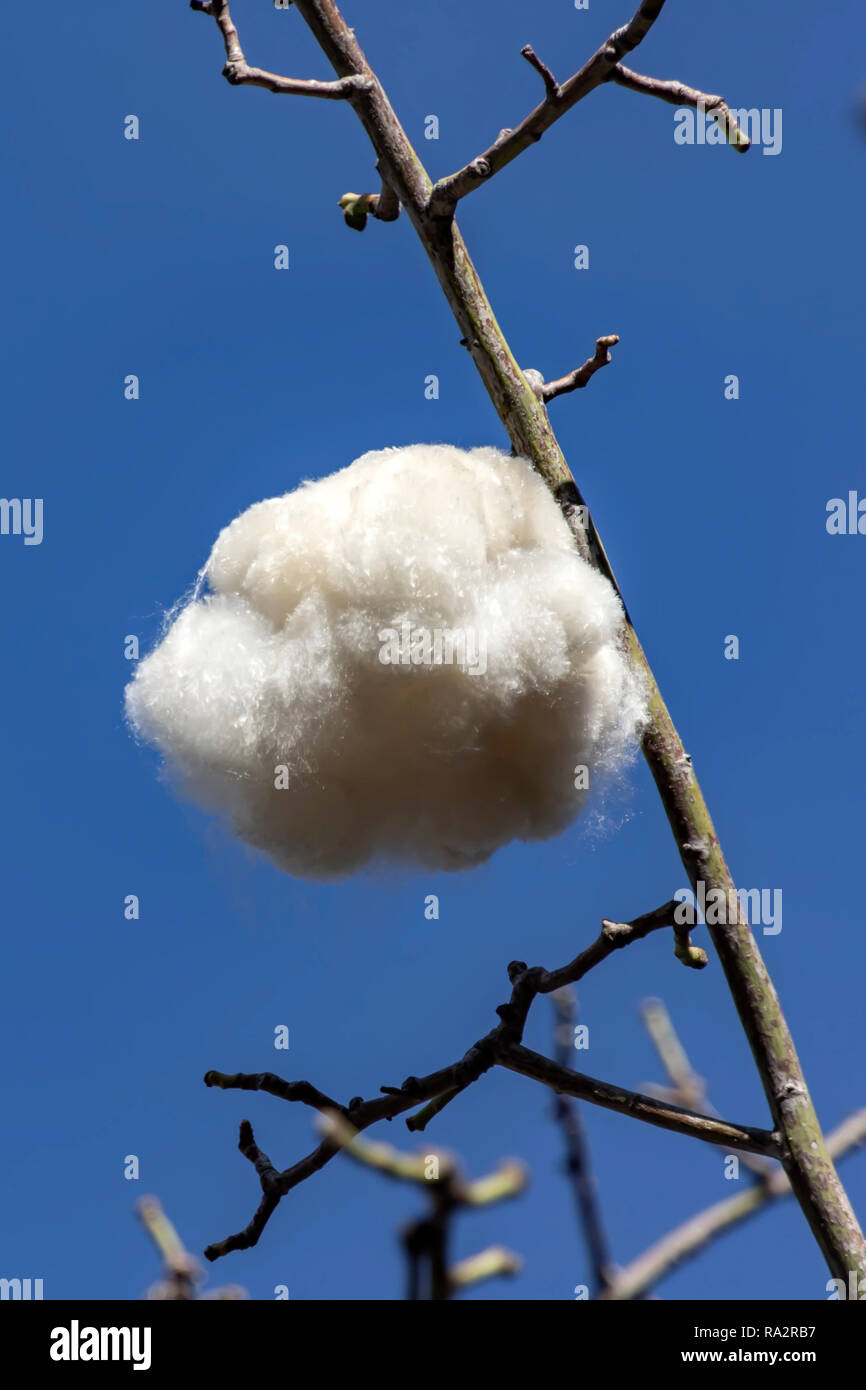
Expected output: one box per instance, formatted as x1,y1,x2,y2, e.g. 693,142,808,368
125,444,647,879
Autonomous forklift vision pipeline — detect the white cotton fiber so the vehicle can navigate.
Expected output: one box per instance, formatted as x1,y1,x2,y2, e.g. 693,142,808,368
125,444,646,879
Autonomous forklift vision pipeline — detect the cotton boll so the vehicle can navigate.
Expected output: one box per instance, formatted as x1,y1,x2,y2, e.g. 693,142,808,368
125,444,647,879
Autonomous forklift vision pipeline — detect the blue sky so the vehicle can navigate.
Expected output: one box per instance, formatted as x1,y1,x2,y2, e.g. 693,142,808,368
2,0,865,1301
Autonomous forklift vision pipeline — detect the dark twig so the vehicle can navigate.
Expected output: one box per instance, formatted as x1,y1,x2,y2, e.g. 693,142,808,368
205,1070,346,1115
500,1045,781,1158
551,991,616,1295
406,1084,467,1133
202,905,775,1260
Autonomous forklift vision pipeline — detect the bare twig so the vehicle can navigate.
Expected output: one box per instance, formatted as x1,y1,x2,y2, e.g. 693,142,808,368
500,1044,781,1158
600,1109,866,1300
204,1070,345,1115
450,1247,522,1288
641,997,707,1111
318,1113,525,1298
520,46,561,101
401,902,695,1131
609,66,751,150
640,998,774,1177
541,900,701,991
526,335,620,403
137,1196,246,1300
429,1,671,214
190,0,371,99
137,1196,199,1299
202,907,776,1261
551,991,616,1295
406,1084,467,1134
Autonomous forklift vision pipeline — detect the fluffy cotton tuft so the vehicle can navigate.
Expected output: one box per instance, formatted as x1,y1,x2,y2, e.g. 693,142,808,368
125,444,646,879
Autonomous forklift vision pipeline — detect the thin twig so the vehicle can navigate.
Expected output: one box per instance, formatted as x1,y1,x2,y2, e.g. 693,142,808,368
600,1109,866,1300
137,1196,247,1300
190,0,371,99
429,1,671,213
500,1044,781,1158
202,909,775,1260
531,335,620,403
520,46,560,100
205,1071,346,1115
318,1112,525,1298
609,65,751,150
551,991,616,1295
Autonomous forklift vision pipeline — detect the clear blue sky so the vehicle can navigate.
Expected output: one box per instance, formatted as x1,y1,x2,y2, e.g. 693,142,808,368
2,0,864,1301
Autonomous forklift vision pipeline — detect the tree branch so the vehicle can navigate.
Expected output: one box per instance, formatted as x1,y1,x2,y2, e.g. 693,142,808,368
202,907,773,1260
428,1,670,214
500,1045,781,1158
551,991,617,1295
540,900,699,991
525,335,620,403
600,1109,866,1300
450,1247,523,1289
204,1070,346,1115
640,997,774,1177
609,65,751,150
190,0,371,100
192,0,866,1283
